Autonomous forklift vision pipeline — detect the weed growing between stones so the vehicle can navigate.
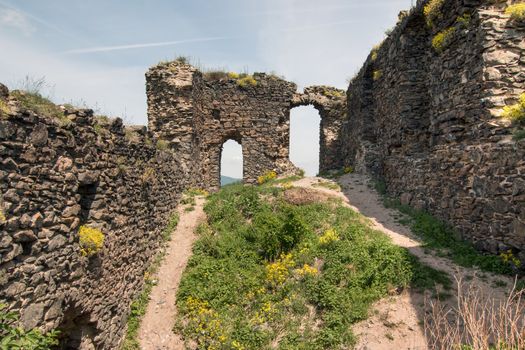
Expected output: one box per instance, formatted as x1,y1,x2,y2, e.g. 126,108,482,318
237,75,257,88
0,303,59,349
501,92,525,122
423,0,445,27
432,27,456,53
175,183,450,349
505,3,525,21
78,226,104,257
0,99,9,117
257,170,277,185
383,199,516,274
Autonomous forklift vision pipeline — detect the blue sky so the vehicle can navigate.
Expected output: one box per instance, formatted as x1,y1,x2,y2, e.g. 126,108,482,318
0,0,412,177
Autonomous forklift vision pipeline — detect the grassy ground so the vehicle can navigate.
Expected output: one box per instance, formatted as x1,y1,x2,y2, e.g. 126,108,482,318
175,183,450,350
382,198,516,275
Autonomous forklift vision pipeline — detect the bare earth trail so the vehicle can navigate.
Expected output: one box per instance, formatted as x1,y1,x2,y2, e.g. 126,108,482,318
292,174,515,350
137,175,514,350
138,197,206,350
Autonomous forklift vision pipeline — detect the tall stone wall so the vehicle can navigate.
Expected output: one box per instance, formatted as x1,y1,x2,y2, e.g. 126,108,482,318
146,63,346,190
0,86,190,349
343,0,525,262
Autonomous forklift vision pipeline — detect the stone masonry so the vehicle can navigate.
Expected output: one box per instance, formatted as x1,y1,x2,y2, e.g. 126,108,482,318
0,85,192,349
343,0,525,263
146,62,346,191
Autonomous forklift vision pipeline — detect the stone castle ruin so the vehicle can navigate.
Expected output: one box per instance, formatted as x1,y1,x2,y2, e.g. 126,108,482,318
146,63,346,190
0,0,523,348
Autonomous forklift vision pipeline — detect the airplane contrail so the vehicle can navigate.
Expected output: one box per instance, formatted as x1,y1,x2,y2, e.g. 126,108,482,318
62,36,235,54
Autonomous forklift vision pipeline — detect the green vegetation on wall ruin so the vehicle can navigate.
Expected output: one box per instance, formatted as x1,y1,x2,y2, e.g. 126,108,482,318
174,183,450,349
505,3,525,21
0,303,59,349
383,198,518,275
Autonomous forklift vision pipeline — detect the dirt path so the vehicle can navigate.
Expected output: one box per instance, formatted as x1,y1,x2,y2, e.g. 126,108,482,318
138,197,206,350
292,174,516,350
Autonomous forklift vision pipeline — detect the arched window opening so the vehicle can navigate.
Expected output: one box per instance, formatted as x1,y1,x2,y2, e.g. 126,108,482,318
220,139,243,186
290,106,321,176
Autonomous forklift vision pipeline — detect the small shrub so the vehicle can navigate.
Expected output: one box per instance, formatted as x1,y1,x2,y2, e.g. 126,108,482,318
318,228,339,246
513,129,525,141
227,72,240,79
265,253,295,286
294,263,318,278
156,139,169,151
424,0,445,27
237,75,257,88
175,56,189,64
505,3,525,21
432,27,456,53
0,99,10,117
456,13,471,28
297,168,305,178
373,70,382,81
344,166,354,174
321,89,345,98
78,225,104,257
500,249,521,269
501,93,525,122
370,44,381,61
0,303,59,349
257,170,277,185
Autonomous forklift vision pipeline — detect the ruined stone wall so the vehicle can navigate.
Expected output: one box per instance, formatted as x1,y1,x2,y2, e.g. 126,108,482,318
0,86,189,349
343,0,525,261
146,63,346,190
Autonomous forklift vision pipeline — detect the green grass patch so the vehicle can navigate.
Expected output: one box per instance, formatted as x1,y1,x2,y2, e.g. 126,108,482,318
383,198,514,275
0,303,59,349
175,183,450,349
312,180,341,191
11,90,69,125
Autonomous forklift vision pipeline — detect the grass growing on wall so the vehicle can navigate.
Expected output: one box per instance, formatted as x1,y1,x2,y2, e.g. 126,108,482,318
175,184,450,349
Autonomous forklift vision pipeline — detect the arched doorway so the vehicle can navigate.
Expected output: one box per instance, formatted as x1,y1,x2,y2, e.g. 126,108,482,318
289,105,321,176
220,139,243,186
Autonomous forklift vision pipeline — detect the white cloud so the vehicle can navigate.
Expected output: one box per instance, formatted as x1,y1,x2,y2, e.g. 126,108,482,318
0,34,148,124
0,8,34,35
62,36,237,55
